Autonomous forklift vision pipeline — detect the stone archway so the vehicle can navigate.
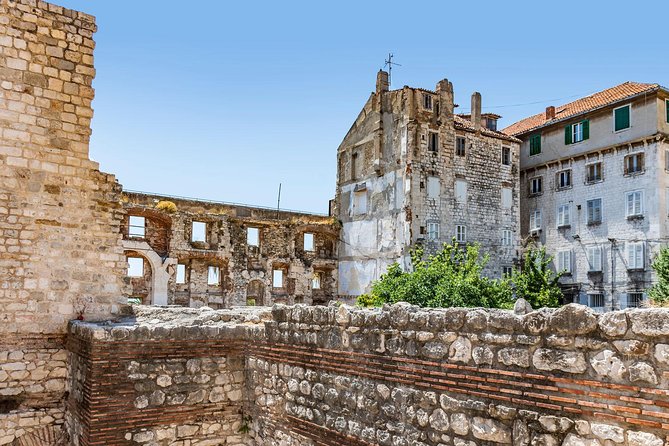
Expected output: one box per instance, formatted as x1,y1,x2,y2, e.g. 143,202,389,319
13,425,68,446
123,240,176,306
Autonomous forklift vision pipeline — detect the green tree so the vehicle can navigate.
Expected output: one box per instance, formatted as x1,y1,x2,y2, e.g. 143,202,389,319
649,246,669,306
357,241,513,309
510,246,563,308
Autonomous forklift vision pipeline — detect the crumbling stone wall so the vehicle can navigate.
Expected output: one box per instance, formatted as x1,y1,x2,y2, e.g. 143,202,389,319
121,192,339,308
71,303,669,446
0,0,126,443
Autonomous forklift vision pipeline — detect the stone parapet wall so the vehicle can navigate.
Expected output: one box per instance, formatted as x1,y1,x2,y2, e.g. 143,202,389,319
69,303,669,446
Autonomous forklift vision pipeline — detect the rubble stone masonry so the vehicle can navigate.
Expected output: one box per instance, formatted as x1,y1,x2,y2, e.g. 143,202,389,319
69,303,669,446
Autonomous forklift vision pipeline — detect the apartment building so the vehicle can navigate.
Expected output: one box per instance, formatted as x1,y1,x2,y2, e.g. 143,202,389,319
504,82,669,311
334,71,521,297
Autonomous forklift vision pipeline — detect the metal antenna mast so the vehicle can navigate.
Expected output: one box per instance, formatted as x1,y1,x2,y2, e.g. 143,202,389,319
384,53,401,87
276,183,282,220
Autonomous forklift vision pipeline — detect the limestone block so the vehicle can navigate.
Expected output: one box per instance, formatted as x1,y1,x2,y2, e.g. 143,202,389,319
532,349,587,374
471,417,511,444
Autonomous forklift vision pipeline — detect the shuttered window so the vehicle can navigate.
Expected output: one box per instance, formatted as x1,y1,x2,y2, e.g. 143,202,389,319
666,100,669,123
565,120,589,144
529,134,541,155
614,105,630,131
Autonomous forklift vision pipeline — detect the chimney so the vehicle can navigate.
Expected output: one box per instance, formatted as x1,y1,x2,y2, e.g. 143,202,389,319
376,70,389,94
545,106,556,120
471,92,481,131
436,79,454,119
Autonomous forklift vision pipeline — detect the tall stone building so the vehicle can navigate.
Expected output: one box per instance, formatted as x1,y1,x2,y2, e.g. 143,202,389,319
504,82,669,311
334,71,521,297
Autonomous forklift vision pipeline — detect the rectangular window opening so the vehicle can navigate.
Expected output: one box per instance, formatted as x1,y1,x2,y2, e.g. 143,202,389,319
127,257,144,277
455,225,466,243
272,269,284,288
312,272,322,290
427,222,440,241
247,227,259,246
501,146,511,165
455,180,467,203
557,204,571,227
502,229,513,246
587,198,602,225
191,221,207,243
529,134,541,156
627,292,644,308
530,176,542,195
586,162,602,183
303,233,314,251
128,216,146,238
556,170,572,190
626,191,643,217
456,137,466,156
530,210,542,231
423,94,433,110
557,250,572,274
207,266,220,285
624,153,644,175
627,242,645,270
587,246,602,272
614,104,631,132
588,293,605,308
428,132,439,152
176,264,186,284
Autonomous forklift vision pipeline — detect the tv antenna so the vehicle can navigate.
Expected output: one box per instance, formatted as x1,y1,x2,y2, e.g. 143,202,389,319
384,53,401,87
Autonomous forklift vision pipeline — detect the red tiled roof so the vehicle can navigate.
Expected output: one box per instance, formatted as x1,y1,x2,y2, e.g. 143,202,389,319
502,82,661,136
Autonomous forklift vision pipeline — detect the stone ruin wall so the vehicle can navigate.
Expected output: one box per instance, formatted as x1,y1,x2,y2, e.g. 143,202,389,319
0,0,125,443
69,303,669,446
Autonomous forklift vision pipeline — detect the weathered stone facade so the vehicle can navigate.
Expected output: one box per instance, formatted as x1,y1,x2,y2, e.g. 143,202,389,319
335,71,521,297
68,303,669,445
121,192,339,308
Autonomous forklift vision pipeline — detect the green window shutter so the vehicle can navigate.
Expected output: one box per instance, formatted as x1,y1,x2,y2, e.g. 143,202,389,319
666,100,669,123
615,106,630,131
530,134,541,155
565,125,572,145
582,120,590,140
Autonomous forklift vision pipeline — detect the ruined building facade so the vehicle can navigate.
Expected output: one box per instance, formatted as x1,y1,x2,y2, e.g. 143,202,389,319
504,83,669,312
121,192,338,308
335,71,521,297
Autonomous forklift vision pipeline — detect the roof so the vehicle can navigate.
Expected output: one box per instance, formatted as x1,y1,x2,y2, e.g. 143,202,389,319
502,82,662,136
454,115,520,142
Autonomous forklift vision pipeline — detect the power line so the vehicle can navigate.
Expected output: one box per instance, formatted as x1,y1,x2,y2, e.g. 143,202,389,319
459,89,600,113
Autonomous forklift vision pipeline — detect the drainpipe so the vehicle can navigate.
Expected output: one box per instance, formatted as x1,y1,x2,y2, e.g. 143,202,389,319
608,238,617,311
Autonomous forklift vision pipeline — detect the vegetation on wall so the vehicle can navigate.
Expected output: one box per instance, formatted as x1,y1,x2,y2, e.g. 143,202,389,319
649,246,669,306
357,242,563,309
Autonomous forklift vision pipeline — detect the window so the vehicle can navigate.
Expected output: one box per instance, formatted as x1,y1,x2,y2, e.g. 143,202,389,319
565,120,589,144
353,190,367,215
456,137,466,156
427,176,440,199
586,162,602,183
247,227,259,246
555,170,571,190
556,250,572,274
529,134,541,156
501,146,511,165
502,266,513,277
351,153,358,181
427,222,439,241
423,94,433,110
128,216,145,238
127,257,144,277
666,99,669,123
502,229,513,246
176,264,186,284
303,233,314,251
613,104,631,131
586,198,602,225
626,190,643,217
501,188,512,209
191,221,207,242
588,293,605,308
666,150,669,171
455,225,466,243
529,176,542,195
207,266,220,285
428,132,438,152
272,269,284,288
312,272,322,290
627,292,644,308
557,204,571,227
587,246,602,272
455,180,467,203
624,153,644,175
627,242,644,270
530,210,542,231
485,117,497,131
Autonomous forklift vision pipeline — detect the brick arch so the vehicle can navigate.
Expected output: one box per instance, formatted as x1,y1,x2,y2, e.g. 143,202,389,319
13,425,67,446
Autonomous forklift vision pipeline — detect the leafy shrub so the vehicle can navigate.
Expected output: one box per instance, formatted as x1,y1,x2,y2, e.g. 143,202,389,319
155,200,177,213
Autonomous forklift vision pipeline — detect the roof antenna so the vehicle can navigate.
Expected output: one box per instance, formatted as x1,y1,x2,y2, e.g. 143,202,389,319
276,183,281,220
384,53,401,87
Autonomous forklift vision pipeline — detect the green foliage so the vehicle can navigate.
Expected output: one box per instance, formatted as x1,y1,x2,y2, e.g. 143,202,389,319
155,200,177,213
649,246,669,306
358,241,513,309
510,246,563,308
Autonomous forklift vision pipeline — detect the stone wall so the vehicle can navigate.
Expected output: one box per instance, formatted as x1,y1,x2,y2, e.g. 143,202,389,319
0,0,126,444
70,303,669,446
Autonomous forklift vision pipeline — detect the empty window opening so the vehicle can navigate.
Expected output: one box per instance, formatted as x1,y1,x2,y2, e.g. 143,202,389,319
272,269,284,288
207,266,220,285
128,216,145,238
191,221,207,242
351,153,359,181
176,264,186,284
428,132,439,152
127,257,144,277
303,233,314,251
247,227,259,246
312,272,322,290
501,146,511,165
456,137,466,156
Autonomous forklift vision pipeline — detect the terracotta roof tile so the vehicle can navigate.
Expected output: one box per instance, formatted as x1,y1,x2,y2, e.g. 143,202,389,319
454,115,520,142
502,82,661,136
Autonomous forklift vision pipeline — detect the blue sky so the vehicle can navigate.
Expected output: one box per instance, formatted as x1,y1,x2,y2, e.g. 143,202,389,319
58,1,667,214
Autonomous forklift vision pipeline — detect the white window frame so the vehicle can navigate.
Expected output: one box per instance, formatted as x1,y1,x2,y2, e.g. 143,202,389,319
556,250,572,274
127,257,144,278
247,227,259,247
427,222,440,241
587,246,602,272
586,198,602,225
530,210,542,231
557,204,571,227
303,233,314,251
128,215,146,238
572,122,584,143
627,242,645,270
502,229,512,246
626,190,643,217
529,176,542,195
613,104,631,132
191,221,207,242
272,269,284,288
176,263,186,284
207,266,220,285
556,169,572,190
455,225,466,243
